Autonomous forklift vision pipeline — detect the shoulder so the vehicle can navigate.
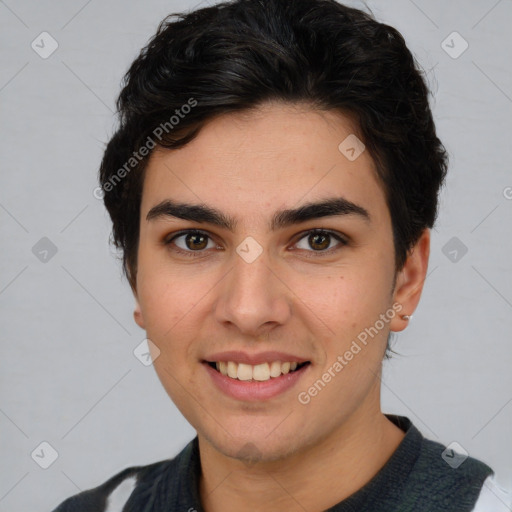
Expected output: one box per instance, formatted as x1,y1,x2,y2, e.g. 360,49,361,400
471,474,512,512
380,416,498,510
50,456,178,512
404,433,495,509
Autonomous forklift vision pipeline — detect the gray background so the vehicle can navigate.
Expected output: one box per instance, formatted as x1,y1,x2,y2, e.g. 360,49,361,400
1,0,511,510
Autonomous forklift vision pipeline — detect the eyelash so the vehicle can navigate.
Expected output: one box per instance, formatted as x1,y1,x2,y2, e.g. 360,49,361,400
164,228,348,258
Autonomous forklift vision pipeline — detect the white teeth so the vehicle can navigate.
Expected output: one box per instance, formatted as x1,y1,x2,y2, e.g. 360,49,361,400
227,361,238,379
237,363,253,381
212,360,305,381
253,363,270,381
269,361,282,378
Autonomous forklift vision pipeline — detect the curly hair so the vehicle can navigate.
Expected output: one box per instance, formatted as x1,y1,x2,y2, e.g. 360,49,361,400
99,0,448,301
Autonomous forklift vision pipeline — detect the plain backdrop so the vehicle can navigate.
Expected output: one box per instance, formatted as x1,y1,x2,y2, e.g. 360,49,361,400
1,0,511,510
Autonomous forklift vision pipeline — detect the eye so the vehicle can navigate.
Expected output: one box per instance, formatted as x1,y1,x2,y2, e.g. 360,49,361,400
293,229,347,254
165,229,218,256
165,228,347,258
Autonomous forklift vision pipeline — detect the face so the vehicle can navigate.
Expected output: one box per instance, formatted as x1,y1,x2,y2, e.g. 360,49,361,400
134,102,414,462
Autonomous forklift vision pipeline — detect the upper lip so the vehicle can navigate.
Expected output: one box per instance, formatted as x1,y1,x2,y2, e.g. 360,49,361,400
204,350,310,366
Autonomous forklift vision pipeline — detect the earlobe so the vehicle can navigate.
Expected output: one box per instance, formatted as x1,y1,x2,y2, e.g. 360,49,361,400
390,229,430,332
133,298,146,329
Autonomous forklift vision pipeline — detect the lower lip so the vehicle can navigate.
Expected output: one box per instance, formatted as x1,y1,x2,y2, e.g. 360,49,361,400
203,362,310,401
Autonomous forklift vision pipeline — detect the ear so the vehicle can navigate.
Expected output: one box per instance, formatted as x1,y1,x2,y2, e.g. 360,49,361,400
128,267,145,329
133,295,146,329
389,228,430,332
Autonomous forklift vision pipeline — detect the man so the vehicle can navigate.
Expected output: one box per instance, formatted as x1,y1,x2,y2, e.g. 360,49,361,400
52,0,511,510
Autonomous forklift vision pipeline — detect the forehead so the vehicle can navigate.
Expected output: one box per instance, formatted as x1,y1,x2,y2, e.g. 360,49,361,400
140,102,387,227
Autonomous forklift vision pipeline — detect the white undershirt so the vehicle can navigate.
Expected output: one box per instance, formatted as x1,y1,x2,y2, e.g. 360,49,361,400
104,475,138,512
472,475,512,511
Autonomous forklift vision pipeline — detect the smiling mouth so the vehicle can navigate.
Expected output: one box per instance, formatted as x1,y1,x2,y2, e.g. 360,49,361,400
205,360,310,382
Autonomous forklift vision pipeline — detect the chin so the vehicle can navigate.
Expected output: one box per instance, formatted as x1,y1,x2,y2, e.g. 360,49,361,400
199,420,311,464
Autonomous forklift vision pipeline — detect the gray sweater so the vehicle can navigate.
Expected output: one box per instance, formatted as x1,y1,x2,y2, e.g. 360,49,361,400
51,414,494,512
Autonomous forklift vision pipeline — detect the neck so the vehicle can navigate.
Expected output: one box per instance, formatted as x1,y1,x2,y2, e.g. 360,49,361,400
198,404,405,512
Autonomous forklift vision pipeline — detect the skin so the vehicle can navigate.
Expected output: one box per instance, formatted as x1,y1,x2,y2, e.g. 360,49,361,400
133,101,430,512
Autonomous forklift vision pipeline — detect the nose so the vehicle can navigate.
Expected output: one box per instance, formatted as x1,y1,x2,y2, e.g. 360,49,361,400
214,246,292,338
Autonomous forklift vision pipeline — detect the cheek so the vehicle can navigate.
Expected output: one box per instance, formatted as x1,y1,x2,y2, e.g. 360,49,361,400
293,265,394,365
136,249,203,334
136,265,216,379
141,274,200,397
304,271,389,323
142,287,190,339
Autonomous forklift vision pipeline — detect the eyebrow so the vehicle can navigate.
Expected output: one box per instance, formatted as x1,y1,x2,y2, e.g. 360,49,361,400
146,197,371,231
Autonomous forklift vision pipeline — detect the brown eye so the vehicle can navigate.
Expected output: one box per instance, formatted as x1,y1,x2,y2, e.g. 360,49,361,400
309,232,330,250
294,229,347,253
185,232,208,250
166,230,215,254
